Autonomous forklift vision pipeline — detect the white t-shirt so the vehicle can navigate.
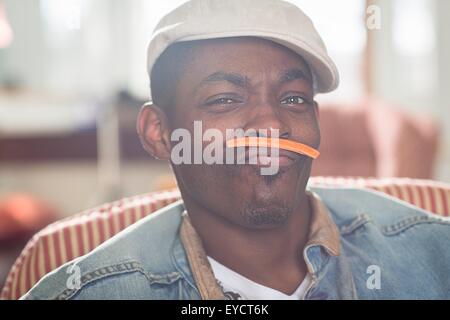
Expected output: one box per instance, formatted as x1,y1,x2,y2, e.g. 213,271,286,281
207,256,311,300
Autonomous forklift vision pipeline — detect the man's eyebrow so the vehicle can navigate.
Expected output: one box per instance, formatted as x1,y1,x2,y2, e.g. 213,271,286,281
198,71,250,89
279,68,312,84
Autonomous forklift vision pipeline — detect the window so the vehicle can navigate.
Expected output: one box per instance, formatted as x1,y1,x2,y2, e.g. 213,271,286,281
289,0,367,102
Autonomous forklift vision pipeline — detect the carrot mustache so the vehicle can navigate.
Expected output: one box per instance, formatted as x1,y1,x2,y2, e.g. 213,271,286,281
226,137,320,159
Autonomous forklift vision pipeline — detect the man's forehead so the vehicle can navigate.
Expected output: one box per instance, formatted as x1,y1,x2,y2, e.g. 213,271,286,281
180,37,314,81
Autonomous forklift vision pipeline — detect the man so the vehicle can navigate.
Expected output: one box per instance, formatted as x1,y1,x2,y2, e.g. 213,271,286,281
23,0,450,300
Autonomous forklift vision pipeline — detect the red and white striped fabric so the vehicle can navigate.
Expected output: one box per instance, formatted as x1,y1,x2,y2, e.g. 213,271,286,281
309,177,450,217
0,189,181,301
1,178,449,300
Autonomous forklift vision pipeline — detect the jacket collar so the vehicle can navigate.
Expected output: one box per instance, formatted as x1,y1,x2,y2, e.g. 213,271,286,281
179,214,225,299
305,190,341,257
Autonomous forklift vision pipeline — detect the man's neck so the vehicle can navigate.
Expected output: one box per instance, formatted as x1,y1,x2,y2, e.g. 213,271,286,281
182,192,312,295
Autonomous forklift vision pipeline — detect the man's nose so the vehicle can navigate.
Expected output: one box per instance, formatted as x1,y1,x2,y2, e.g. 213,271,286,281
243,102,290,139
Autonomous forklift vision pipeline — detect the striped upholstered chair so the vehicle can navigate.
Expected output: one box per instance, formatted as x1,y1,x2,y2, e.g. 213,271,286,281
1,177,449,300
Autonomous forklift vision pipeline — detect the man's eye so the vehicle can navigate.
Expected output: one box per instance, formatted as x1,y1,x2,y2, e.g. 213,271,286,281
206,97,237,106
280,96,306,105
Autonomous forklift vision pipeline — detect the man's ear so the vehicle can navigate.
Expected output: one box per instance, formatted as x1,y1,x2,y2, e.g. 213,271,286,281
137,102,172,160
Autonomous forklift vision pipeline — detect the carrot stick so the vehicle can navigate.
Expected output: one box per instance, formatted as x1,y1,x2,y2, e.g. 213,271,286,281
226,137,320,159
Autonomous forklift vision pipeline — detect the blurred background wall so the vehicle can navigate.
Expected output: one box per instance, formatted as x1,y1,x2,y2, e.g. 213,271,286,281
0,0,449,287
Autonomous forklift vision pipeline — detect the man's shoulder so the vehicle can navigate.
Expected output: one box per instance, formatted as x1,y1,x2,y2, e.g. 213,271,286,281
312,186,450,297
22,200,187,299
310,186,450,234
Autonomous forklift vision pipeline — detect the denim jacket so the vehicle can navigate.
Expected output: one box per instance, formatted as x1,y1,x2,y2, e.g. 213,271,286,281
22,187,450,300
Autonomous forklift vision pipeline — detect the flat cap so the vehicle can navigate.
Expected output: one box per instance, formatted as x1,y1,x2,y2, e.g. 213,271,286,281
147,0,339,99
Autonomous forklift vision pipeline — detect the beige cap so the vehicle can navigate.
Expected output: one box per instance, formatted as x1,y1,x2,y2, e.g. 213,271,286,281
147,0,339,99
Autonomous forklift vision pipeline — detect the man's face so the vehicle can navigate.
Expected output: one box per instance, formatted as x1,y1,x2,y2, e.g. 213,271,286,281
168,37,320,229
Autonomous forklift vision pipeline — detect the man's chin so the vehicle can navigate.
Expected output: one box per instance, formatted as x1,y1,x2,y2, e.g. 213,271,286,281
240,202,293,228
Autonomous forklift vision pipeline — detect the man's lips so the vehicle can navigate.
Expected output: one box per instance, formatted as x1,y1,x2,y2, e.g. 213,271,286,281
236,147,302,167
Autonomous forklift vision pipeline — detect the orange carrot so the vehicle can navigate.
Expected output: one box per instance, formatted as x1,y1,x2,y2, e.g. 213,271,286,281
226,137,320,159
